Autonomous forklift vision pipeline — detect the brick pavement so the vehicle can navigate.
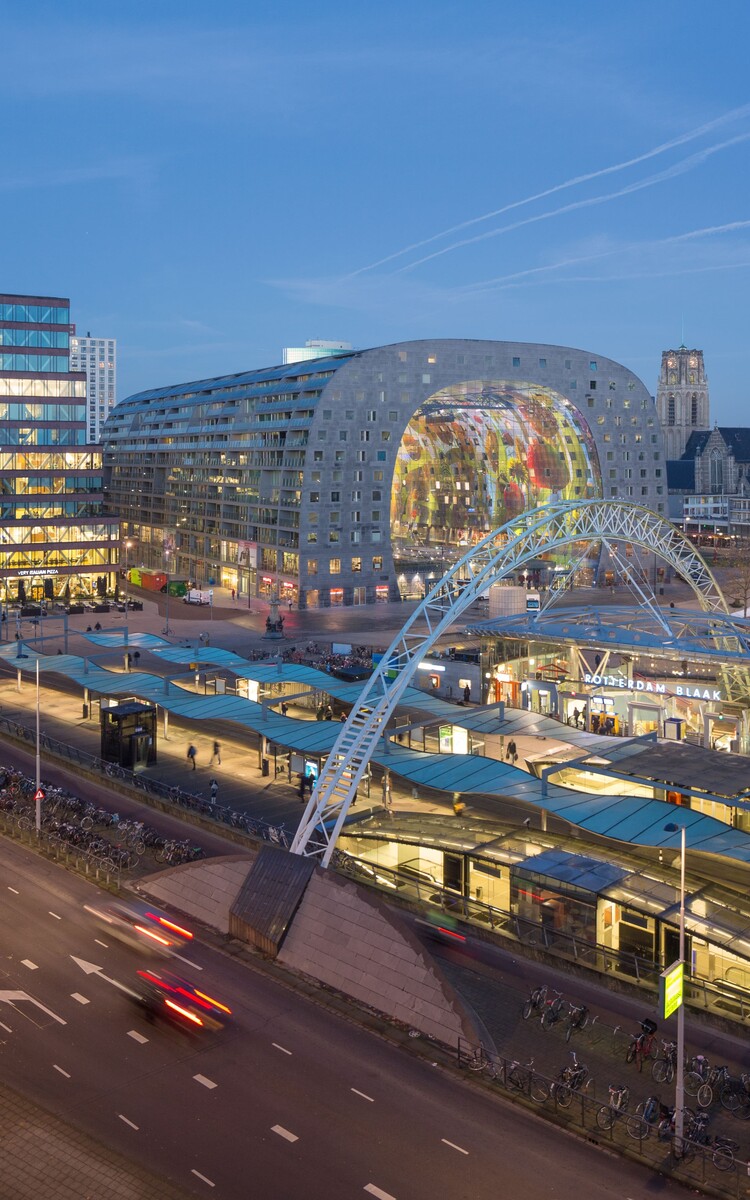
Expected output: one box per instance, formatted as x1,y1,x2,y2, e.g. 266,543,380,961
0,1079,192,1200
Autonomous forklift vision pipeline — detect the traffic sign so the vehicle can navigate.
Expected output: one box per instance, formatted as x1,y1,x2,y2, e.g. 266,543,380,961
660,959,684,1019
34,788,45,803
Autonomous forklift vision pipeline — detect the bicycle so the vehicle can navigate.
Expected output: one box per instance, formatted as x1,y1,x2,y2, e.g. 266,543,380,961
553,1052,588,1107
710,1135,740,1172
697,1064,731,1109
720,1072,750,1117
626,1093,664,1141
522,984,547,1020
684,1054,710,1097
625,1019,657,1071
464,1045,497,1080
596,1083,630,1130
540,989,567,1031
505,1058,549,1103
564,1002,589,1043
651,1040,677,1084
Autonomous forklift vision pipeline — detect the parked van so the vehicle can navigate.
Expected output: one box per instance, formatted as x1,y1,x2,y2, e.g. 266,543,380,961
183,589,211,606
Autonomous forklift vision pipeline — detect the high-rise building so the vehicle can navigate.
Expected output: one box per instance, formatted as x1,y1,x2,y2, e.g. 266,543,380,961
0,293,119,606
656,346,710,460
282,339,352,365
70,331,117,443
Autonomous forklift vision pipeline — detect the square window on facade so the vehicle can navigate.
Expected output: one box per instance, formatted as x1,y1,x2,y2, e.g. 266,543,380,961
372,556,383,570
590,361,597,371
589,380,597,390
377,451,387,461
352,489,362,502
351,530,361,543
372,510,381,521
398,351,408,363
564,359,571,369
336,451,346,462
322,409,332,419
352,557,362,571
539,358,547,368
318,430,327,440
329,531,340,544
345,409,354,419
357,450,366,462
307,532,317,543
422,374,430,384
360,430,370,442
381,431,391,441
512,356,521,368
308,560,317,574
372,489,382,501
339,430,347,441
311,471,321,483
367,410,376,421
372,530,381,542
330,558,341,574
389,411,398,421
373,470,383,481
331,491,340,502
310,491,320,503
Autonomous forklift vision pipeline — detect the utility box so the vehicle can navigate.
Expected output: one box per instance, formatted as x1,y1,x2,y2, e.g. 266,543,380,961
100,701,157,771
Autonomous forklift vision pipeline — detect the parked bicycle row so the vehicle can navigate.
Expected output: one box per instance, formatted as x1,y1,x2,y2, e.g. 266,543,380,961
459,1040,746,1177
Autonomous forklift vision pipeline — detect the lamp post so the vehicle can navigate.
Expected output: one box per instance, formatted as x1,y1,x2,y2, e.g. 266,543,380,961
665,821,686,1150
35,658,41,834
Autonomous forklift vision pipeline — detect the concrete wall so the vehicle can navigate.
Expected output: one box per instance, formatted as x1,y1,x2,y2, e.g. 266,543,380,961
138,853,255,933
278,867,480,1048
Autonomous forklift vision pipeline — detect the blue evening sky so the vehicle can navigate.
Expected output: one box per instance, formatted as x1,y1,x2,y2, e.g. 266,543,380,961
4,1,750,419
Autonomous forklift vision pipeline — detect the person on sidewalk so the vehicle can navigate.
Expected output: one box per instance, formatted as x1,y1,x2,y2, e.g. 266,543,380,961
210,778,219,804
210,739,221,766
187,743,197,770
506,738,517,763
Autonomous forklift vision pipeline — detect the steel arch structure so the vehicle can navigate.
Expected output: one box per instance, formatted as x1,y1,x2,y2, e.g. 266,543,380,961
290,500,729,864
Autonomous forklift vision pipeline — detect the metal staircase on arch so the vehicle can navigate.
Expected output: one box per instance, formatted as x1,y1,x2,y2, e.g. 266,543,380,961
289,499,730,865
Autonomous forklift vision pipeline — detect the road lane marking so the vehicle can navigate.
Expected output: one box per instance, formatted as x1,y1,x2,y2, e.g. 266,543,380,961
351,1088,374,1102
128,1030,148,1044
21,960,38,970
53,1065,71,1078
0,1021,11,1033
441,1138,468,1155
71,993,90,1005
7,887,18,895
272,1043,292,1055
49,912,61,920
364,1187,396,1200
272,1125,298,1142
94,939,108,948
119,1114,139,1130
191,1170,215,1187
172,952,202,970
194,1074,217,1090
0,990,67,1025
70,956,133,995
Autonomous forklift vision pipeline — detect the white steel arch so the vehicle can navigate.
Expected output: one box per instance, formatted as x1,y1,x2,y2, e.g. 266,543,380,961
290,499,728,864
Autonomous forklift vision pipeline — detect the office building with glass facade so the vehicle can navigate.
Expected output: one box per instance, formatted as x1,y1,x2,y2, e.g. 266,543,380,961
0,293,119,605
102,339,666,608
70,332,117,443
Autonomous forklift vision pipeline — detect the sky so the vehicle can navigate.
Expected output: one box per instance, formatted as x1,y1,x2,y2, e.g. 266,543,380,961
4,0,750,419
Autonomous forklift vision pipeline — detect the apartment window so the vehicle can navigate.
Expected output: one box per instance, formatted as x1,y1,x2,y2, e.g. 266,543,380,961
322,409,332,420
372,510,381,521
564,359,572,369
422,374,431,384
331,490,341,502
307,532,317,543
377,451,387,461
367,410,376,422
310,491,320,503
345,410,354,419
339,430,347,441
372,529,382,542
308,560,317,574
372,556,383,570
352,490,362,502
587,396,595,407
330,558,341,574
590,361,597,371
589,380,597,390
352,557,362,571
539,357,547,368
512,356,521,368
311,471,321,483
381,430,391,441
354,470,363,482
330,511,340,523
336,450,346,461
389,411,398,421
357,450,366,462
318,430,327,440
373,470,383,481
351,530,361,544
398,351,408,362
360,430,370,442
372,489,382,501
313,451,324,462
352,511,361,523
329,531,340,544
427,354,436,364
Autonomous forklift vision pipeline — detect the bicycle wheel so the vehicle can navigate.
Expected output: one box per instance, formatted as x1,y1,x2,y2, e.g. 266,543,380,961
541,1006,558,1031
522,999,535,1020
529,1076,549,1104
734,1099,750,1121
713,1146,735,1172
684,1071,703,1097
596,1106,615,1131
626,1042,637,1064
720,1083,741,1112
626,1114,648,1141
652,1059,671,1084
555,1084,572,1108
565,1022,574,1044
696,1083,713,1109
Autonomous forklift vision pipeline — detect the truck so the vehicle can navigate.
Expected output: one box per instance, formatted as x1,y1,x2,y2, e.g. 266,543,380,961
126,570,188,597
183,589,212,606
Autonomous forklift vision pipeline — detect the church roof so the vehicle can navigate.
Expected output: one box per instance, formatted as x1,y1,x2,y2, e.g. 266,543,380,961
683,428,750,464
667,459,695,490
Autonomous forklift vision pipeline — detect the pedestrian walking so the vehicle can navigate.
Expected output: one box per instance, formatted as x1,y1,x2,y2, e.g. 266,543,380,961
187,744,197,770
231,588,236,602
210,778,219,804
210,739,221,766
506,738,517,763
463,684,471,704
281,702,288,716
325,705,333,720
288,598,293,613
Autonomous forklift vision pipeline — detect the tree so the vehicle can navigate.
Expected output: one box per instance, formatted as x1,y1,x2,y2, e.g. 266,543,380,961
723,538,750,614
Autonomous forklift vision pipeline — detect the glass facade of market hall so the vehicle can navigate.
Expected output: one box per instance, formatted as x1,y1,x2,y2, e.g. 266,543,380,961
0,293,119,604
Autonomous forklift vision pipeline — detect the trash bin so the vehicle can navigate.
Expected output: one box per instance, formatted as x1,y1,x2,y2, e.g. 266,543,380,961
261,758,270,777
659,587,664,596
82,703,89,719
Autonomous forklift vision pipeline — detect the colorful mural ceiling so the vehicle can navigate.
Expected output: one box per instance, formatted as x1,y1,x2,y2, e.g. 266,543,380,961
391,381,602,547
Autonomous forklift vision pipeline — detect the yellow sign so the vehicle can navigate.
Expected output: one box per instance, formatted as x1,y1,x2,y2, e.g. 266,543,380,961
660,960,684,1020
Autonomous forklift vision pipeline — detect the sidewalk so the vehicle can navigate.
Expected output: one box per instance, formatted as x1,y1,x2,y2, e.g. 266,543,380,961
0,1078,192,1200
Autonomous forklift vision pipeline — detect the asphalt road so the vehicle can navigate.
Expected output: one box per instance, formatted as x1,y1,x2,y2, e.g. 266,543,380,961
0,838,688,1200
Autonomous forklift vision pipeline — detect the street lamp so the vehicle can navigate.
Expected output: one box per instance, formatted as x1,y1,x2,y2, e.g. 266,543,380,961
664,821,686,1151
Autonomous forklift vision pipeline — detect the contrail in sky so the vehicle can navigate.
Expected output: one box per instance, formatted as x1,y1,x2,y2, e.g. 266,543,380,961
393,133,750,274
343,102,750,279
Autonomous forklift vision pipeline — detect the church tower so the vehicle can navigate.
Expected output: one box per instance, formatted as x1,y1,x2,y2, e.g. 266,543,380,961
656,346,710,459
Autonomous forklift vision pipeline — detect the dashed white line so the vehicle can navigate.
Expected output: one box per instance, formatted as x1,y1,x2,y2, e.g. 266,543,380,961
191,1169,215,1187
193,1074,217,1089
21,960,38,970
271,1125,298,1143
7,887,18,895
127,1029,148,1044
364,1186,396,1200
48,911,61,920
351,1088,374,1102
71,993,89,1005
0,1021,12,1033
118,1114,139,1130
272,1042,292,1055
53,1065,70,1078
441,1138,468,1155
94,939,108,948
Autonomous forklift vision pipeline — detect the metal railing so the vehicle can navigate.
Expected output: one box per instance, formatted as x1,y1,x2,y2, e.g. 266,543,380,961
457,1038,750,1198
0,807,121,888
